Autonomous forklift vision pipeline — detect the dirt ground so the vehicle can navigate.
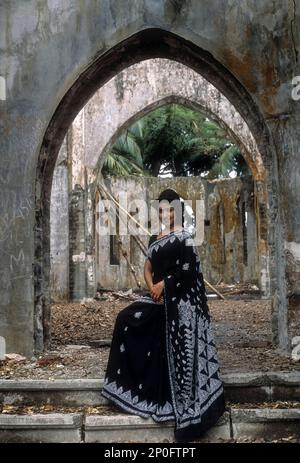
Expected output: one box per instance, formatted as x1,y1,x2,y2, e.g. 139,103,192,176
1,287,300,379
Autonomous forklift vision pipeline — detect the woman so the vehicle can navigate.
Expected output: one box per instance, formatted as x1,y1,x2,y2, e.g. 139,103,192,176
101,189,226,442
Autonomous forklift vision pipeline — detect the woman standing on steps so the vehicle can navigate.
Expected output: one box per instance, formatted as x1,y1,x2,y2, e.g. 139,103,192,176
101,188,225,442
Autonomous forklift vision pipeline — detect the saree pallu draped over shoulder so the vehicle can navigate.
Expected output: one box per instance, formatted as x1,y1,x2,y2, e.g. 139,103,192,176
101,228,226,442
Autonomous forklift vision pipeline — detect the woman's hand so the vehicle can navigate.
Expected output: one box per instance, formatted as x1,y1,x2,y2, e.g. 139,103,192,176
150,280,165,302
158,294,164,304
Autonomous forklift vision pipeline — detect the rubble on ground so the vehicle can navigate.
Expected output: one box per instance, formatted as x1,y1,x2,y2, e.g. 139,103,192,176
1,295,300,379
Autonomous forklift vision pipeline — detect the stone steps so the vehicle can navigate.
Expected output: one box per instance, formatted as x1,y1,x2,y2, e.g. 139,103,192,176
0,371,299,407
0,413,83,443
0,408,300,443
0,371,299,442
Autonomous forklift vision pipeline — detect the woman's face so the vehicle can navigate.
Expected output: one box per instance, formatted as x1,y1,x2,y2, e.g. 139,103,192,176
159,201,175,230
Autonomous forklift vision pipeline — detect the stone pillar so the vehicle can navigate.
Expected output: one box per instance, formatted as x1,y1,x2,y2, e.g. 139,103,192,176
267,114,300,349
85,174,97,297
243,178,258,286
279,117,300,296
254,180,271,298
69,184,86,300
50,139,70,301
69,108,94,300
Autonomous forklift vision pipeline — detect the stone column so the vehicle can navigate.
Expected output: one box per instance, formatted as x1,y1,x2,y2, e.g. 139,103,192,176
50,139,70,301
268,114,300,348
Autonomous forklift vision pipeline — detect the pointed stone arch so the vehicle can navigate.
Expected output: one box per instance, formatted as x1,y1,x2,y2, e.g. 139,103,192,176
34,28,286,352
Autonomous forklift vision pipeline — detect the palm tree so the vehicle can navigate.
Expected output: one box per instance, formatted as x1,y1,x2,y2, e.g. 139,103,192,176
102,125,146,177
206,145,251,179
102,104,250,178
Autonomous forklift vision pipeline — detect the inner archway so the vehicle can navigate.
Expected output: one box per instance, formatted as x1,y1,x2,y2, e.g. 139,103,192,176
90,95,267,289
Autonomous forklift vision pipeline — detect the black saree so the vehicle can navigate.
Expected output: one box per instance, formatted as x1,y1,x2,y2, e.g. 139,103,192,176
101,228,226,441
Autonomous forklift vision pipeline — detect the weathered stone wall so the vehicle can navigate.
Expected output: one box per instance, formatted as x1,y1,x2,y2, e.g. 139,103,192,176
205,176,257,286
95,175,149,292
1,1,299,354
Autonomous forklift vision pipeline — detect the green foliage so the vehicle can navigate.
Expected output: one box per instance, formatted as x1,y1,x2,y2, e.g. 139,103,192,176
102,131,145,177
102,103,251,178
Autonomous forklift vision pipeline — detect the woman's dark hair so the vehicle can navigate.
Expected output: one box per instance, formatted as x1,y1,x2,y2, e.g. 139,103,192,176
158,188,179,202
157,188,184,227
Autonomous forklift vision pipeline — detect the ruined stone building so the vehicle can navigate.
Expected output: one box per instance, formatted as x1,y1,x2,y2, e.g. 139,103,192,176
0,1,299,356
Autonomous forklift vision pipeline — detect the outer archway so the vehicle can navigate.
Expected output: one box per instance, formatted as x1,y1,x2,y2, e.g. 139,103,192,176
35,29,286,353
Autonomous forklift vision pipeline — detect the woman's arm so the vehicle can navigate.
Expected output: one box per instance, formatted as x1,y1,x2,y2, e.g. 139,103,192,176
144,258,154,293
151,280,164,302
144,258,164,302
